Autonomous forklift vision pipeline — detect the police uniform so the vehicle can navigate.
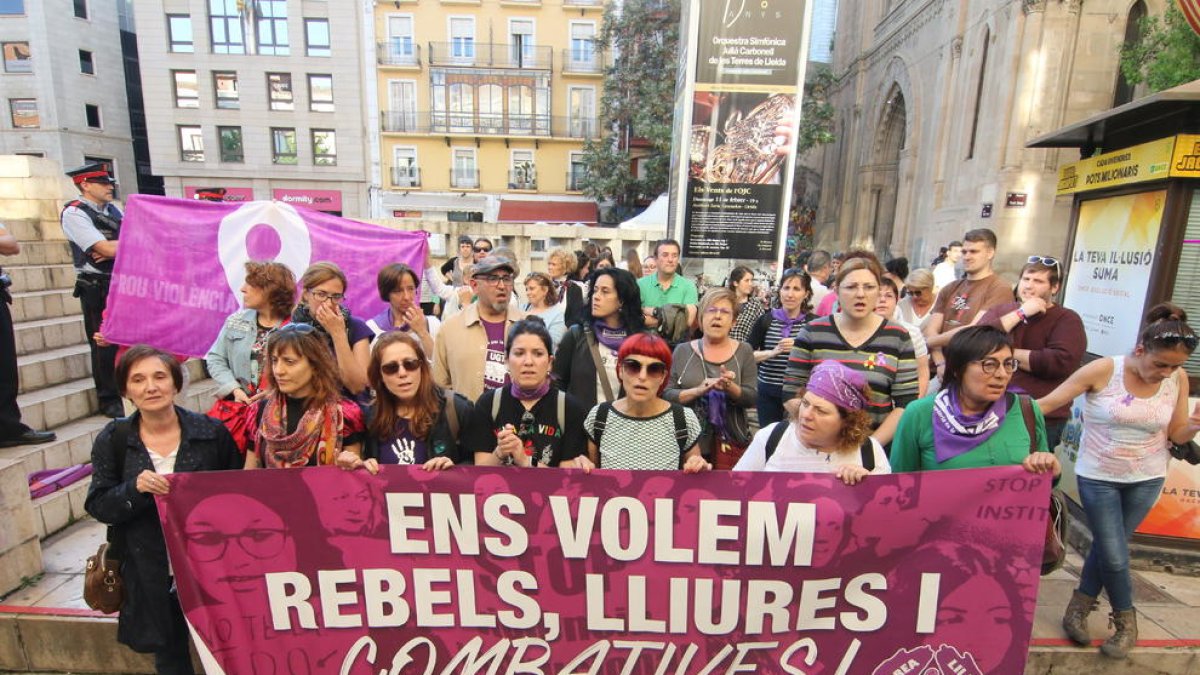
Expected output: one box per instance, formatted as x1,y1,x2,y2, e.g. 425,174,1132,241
0,224,56,446
61,163,123,417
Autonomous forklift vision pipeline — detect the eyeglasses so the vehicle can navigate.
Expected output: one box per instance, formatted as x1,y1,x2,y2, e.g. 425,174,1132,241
183,527,288,563
973,357,1020,375
276,322,316,336
621,358,667,378
474,246,492,253
1027,256,1060,270
380,358,422,375
475,274,515,286
308,289,345,303
1153,332,1200,349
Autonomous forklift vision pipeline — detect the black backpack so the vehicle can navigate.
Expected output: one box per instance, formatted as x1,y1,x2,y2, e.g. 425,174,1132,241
762,421,875,471
591,401,692,460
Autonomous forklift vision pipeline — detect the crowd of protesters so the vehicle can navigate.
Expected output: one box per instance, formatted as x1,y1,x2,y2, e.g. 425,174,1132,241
17,177,1191,674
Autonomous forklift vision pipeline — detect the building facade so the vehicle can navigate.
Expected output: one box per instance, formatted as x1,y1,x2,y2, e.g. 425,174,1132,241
370,0,604,223
808,0,1160,274
131,0,370,216
0,0,137,188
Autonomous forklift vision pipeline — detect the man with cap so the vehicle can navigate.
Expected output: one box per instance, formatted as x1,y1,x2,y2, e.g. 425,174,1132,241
433,254,526,402
0,223,56,447
194,187,226,202
61,163,123,417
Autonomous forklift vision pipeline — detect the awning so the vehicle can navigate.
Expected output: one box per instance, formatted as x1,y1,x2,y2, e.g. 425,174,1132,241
496,198,598,225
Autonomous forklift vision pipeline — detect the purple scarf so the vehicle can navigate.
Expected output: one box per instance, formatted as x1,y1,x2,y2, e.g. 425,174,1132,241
510,378,552,401
931,388,1009,463
592,321,627,351
370,307,408,332
771,308,806,339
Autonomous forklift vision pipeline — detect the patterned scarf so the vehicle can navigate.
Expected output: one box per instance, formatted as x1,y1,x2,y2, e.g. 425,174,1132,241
592,321,627,351
257,394,343,468
931,388,1009,464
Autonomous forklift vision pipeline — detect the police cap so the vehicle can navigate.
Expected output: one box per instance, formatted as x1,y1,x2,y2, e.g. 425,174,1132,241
66,163,116,185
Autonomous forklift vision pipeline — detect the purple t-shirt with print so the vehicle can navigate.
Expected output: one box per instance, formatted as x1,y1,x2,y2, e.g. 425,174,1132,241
481,318,507,389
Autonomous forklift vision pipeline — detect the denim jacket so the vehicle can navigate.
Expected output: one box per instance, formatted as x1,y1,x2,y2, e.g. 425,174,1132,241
204,308,260,398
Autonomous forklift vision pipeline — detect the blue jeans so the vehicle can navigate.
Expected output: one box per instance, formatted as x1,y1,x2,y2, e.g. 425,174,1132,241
757,383,786,428
1076,475,1165,611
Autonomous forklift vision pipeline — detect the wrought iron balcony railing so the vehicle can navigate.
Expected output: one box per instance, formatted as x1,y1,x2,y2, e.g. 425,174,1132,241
377,41,421,67
427,42,553,69
391,166,421,187
381,111,600,139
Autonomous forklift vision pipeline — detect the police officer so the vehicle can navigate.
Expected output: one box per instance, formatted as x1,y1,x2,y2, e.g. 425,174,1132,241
0,223,56,447
61,163,123,418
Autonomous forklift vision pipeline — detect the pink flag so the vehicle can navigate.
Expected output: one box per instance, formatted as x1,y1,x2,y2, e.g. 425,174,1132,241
103,195,428,357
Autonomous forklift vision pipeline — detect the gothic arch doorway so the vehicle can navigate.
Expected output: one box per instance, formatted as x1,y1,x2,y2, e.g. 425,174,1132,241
871,86,907,249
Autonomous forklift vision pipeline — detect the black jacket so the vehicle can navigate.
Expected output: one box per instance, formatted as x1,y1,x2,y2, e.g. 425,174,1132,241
553,324,623,410
84,407,241,653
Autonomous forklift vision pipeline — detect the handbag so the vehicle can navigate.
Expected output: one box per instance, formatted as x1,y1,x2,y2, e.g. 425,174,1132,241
83,541,124,614
1016,394,1068,575
1169,440,1200,465
207,397,251,452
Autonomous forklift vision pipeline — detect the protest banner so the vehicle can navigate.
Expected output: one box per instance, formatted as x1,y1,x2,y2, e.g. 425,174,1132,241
102,195,428,358
157,465,1049,674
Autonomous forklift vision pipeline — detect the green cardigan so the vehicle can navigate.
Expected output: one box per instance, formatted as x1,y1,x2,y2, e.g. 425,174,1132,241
890,393,1048,472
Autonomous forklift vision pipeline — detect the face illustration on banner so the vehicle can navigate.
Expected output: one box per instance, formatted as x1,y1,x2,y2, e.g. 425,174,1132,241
300,469,384,537
217,201,313,305
183,493,298,607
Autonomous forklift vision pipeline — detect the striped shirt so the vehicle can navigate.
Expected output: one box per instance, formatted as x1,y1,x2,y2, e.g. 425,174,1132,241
749,313,811,388
781,316,919,428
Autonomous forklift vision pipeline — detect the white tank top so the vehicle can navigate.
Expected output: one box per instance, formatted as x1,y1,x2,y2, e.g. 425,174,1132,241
1076,356,1178,483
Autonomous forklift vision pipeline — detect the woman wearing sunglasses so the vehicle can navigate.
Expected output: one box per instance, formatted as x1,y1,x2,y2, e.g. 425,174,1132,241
292,262,372,395
554,268,645,409
664,287,757,468
337,331,472,473
891,325,1058,475
85,346,242,674
468,318,588,468
584,332,708,472
243,324,365,469
1037,303,1199,659
896,268,936,330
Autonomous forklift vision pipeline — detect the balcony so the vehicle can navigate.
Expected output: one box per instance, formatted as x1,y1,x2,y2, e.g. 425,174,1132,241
427,42,553,69
508,170,537,190
381,111,600,139
561,48,607,75
391,166,421,187
377,41,421,67
564,0,604,8
451,169,480,189
566,170,587,192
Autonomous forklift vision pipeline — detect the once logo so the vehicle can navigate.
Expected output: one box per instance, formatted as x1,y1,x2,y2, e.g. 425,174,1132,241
871,644,983,675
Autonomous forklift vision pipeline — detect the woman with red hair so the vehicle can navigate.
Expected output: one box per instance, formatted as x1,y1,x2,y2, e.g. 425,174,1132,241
580,332,708,472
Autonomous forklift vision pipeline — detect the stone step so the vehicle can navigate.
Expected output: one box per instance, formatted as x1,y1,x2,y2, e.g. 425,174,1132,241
13,316,86,357
10,288,75,323
17,344,92,395
14,378,98,432
5,264,75,293
3,240,71,266
31,477,89,540
0,217,46,241
0,417,107,477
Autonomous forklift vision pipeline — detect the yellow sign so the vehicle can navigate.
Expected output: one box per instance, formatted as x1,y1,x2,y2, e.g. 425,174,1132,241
1170,134,1200,177
1055,136,1175,195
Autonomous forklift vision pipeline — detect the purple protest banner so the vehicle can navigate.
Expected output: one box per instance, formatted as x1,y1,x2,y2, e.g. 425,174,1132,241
156,466,1048,675
103,195,428,357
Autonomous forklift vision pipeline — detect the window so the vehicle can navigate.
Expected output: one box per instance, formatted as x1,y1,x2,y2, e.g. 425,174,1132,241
167,15,194,53
256,0,289,55
305,18,330,57
568,87,596,137
308,74,334,112
214,72,239,109
209,0,245,54
312,129,336,165
84,104,101,129
569,22,596,65
173,71,199,108
271,128,297,164
0,0,24,15
9,99,38,128
568,151,586,190
966,28,989,160
3,42,31,73
267,73,293,111
73,0,87,19
386,80,417,131
1174,190,1200,383
386,15,415,63
448,83,473,132
451,148,477,188
509,18,534,66
1114,1,1148,106
393,146,418,186
78,50,94,75
218,126,243,162
478,83,503,133
179,126,204,162
510,149,535,189
449,17,475,61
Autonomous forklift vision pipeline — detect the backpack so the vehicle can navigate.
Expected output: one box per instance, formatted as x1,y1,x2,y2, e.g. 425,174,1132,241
492,388,565,432
591,401,692,459
762,421,875,471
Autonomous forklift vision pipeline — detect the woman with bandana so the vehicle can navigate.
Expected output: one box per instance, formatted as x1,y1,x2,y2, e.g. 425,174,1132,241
469,318,588,468
748,268,813,426
553,268,644,410
734,360,890,483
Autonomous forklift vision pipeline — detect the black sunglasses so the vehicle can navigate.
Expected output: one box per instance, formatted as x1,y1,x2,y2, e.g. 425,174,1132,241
1154,332,1200,350
380,358,422,375
474,246,492,253
621,358,667,378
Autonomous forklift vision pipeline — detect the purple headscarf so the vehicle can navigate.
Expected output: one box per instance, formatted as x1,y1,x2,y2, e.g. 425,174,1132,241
806,361,869,411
